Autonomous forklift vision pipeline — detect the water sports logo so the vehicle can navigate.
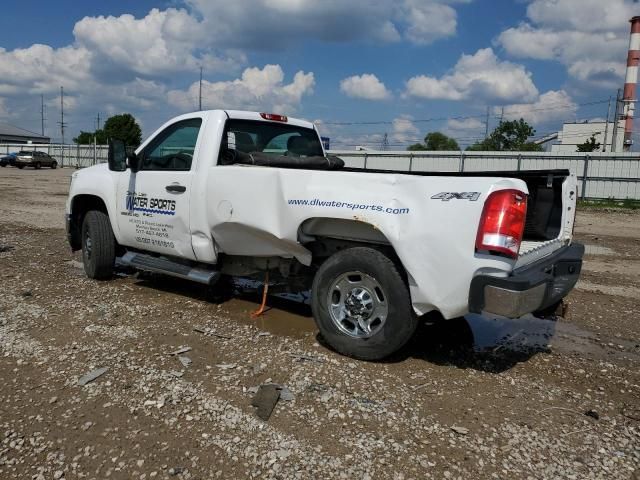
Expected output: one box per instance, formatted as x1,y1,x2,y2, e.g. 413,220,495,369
126,192,176,216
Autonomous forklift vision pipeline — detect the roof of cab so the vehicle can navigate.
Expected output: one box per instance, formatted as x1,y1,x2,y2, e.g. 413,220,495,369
222,110,315,130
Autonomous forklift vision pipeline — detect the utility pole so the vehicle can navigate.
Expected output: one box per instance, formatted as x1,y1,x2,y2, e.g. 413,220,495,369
58,86,67,144
40,94,46,136
484,106,490,138
611,88,622,152
58,86,67,166
95,112,101,131
198,66,203,111
603,96,612,152
499,107,504,125
381,133,388,151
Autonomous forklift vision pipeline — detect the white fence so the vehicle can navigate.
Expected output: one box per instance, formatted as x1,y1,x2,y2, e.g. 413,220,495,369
2,143,108,168
3,143,638,200
329,150,640,201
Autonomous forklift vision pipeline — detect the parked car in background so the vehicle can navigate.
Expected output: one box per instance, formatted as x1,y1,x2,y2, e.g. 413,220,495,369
0,152,17,167
14,150,58,169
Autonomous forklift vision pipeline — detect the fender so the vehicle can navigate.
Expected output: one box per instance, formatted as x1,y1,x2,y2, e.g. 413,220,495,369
67,164,123,245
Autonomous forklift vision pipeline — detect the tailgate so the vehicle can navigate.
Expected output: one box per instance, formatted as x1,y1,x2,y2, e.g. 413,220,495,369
515,171,578,268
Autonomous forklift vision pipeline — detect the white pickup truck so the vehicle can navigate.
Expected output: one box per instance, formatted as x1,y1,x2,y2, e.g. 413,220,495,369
66,110,584,360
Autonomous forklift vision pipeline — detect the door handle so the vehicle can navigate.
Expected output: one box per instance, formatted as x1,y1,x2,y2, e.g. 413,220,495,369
166,184,186,193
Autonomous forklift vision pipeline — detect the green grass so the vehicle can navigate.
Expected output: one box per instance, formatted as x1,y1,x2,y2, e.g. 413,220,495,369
577,198,640,210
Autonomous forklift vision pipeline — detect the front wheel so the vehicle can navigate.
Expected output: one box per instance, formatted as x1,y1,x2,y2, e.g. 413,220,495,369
51,161,57,169
311,247,417,360
81,210,116,280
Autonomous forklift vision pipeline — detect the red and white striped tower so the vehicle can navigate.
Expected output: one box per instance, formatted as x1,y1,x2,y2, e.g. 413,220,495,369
622,16,640,151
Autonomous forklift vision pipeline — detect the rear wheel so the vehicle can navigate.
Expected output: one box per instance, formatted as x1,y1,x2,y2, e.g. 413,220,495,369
311,247,417,360
50,161,57,169
81,210,116,280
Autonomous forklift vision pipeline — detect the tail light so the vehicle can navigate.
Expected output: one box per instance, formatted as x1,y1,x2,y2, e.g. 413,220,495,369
260,113,288,122
475,189,527,258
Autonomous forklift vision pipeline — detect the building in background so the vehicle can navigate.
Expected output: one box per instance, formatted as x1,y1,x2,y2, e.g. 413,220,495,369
550,120,625,153
0,123,50,144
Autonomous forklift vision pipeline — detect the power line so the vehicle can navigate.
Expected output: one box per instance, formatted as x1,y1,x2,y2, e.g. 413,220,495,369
322,99,610,126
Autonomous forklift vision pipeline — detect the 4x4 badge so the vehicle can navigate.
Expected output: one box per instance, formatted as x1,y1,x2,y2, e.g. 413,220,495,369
431,192,481,201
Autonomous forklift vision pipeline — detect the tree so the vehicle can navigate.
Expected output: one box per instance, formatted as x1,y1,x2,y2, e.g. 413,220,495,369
466,119,543,152
576,134,601,152
103,113,143,148
408,131,460,151
73,129,107,145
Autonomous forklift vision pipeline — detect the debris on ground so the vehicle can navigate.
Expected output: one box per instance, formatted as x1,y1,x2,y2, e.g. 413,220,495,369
178,356,192,367
193,326,232,339
288,352,324,364
451,426,470,435
251,384,281,421
77,367,109,386
168,346,192,356
584,409,600,420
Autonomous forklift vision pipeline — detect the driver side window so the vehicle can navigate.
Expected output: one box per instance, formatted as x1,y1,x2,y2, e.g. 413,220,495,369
141,118,202,171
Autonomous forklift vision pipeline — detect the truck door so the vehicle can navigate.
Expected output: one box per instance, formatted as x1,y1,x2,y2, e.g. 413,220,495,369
115,118,203,260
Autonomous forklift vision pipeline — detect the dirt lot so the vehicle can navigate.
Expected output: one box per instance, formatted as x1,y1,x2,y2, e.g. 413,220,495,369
1,167,638,480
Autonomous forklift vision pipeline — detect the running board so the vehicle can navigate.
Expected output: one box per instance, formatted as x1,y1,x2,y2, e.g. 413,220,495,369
119,252,221,285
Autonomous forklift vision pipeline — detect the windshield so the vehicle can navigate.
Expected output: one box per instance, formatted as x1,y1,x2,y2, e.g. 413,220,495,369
221,120,324,158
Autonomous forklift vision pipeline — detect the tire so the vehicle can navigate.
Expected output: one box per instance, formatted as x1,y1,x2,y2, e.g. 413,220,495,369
0,163,5,167
51,161,57,169
34,162,41,169
81,210,116,280
17,165,24,169
311,247,417,360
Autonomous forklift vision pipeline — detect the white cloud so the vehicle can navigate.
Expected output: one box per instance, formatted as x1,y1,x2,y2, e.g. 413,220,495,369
186,0,466,47
168,65,314,114
496,0,635,88
73,9,245,77
0,44,92,95
499,89,578,125
340,74,391,100
405,48,539,103
392,115,420,143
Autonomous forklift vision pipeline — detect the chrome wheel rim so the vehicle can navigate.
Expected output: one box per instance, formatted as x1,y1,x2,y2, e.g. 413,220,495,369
327,271,388,339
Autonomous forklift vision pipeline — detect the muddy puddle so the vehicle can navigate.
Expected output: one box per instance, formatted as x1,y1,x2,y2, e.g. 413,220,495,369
97,268,638,361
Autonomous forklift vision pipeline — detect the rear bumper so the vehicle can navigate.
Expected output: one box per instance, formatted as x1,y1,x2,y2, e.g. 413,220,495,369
469,242,584,318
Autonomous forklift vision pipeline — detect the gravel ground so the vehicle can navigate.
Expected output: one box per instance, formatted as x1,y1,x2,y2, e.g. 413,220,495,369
0,167,638,480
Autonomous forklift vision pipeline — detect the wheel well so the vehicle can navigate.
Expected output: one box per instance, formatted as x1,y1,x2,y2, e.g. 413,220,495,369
298,217,406,276
69,195,109,251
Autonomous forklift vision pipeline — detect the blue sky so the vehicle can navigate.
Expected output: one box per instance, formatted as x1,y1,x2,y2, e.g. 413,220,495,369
0,0,637,148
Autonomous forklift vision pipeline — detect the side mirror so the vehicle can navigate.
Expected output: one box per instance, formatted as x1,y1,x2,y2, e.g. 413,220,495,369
108,138,127,172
